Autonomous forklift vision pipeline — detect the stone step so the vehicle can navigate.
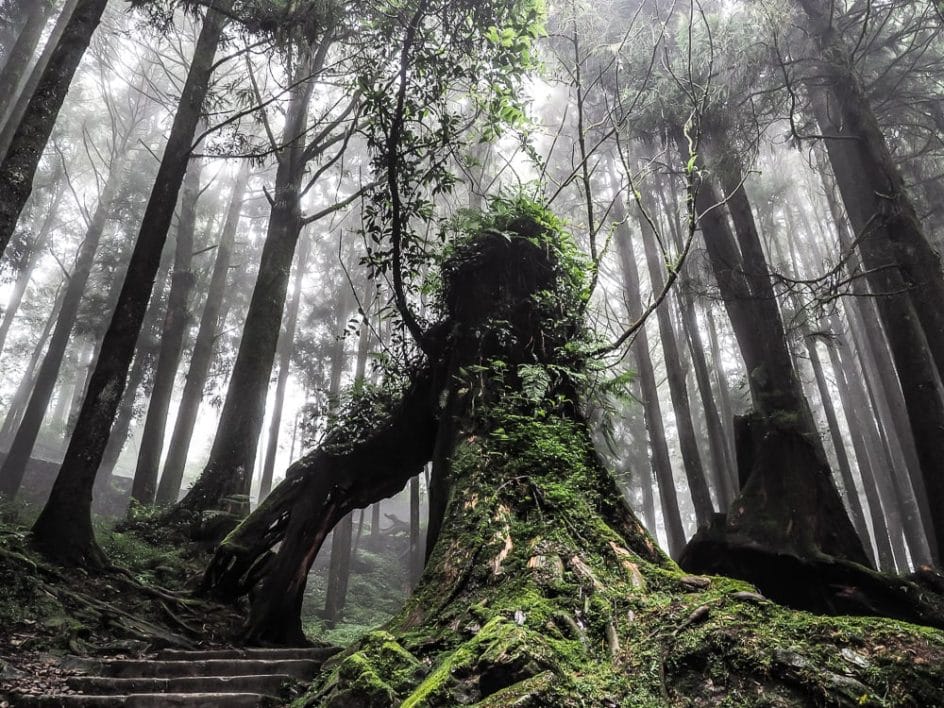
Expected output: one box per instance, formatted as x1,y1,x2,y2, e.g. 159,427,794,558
12,692,280,707
103,658,320,680
157,646,340,662
66,673,296,695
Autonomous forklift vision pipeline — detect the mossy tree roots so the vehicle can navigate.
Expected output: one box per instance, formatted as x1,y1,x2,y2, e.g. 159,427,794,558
204,205,944,703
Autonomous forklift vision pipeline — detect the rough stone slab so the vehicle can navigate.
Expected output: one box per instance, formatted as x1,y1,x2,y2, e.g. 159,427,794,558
12,692,280,707
66,673,296,695
102,658,320,680
157,646,340,662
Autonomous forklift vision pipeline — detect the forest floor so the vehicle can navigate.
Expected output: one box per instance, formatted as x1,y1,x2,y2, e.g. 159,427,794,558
0,504,412,705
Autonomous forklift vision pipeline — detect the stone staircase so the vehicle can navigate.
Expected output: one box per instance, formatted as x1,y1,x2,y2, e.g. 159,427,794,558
14,646,339,706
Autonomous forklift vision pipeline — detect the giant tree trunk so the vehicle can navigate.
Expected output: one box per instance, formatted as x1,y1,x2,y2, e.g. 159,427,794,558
173,45,319,520
0,0,104,256
156,161,250,505
30,1,231,567
202,211,944,705
130,156,204,505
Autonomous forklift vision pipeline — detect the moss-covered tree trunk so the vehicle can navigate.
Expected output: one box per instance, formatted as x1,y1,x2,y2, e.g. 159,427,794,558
205,207,944,704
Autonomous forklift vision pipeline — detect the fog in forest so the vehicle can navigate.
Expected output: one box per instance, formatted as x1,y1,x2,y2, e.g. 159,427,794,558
1,0,943,705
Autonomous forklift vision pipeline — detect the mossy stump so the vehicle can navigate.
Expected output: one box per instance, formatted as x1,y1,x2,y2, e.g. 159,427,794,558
206,201,944,705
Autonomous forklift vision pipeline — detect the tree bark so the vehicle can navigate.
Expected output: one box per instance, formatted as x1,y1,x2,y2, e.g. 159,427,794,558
156,161,249,505
130,156,204,505
30,1,231,567
0,0,103,257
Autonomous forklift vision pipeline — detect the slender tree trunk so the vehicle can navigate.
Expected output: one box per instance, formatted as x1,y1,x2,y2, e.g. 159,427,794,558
175,44,319,516
130,157,204,504
634,180,713,526
705,305,738,490
0,170,64,355
0,281,64,445
30,1,231,566
0,0,104,256
0,0,51,131
323,298,354,627
258,231,312,500
613,194,685,556
825,336,897,571
97,236,174,488
156,161,249,505
409,473,421,589
0,151,125,499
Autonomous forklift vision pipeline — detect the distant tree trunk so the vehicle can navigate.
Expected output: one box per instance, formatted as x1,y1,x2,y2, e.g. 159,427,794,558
804,337,873,559
49,346,78,435
0,0,51,130
824,335,897,571
97,240,174,486
0,281,64,445
634,178,714,526
678,127,869,574
0,151,125,499
130,156,204,505
323,298,353,627
370,501,381,547
258,231,312,500
704,305,738,480
612,192,685,556
0,0,105,257
156,161,249,506
0,179,64,354
625,375,657,532
409,473,421,589
30,1,231,567
174,44,319,518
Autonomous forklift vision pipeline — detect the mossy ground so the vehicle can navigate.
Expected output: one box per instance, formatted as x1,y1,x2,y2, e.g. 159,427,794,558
299,408,944,707
0,506,243,700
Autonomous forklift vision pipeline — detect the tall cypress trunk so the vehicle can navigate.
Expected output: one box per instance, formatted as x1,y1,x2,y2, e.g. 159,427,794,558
0,0,104,256
409,473,421,589
175,44,319,516
0,151,125,499
157,162,250,505
0,0,51,131
613,193,685,556
258,231,312,500
130,157,204,504
30,1,231,566
800,0,944,382
634,181,714,526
